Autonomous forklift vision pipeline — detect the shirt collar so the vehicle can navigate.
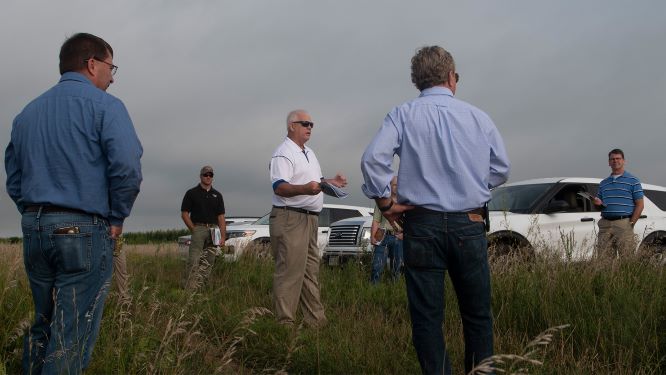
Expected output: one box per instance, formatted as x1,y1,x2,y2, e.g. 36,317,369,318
419,86,454,98
59,71,94,86
285,136,312,153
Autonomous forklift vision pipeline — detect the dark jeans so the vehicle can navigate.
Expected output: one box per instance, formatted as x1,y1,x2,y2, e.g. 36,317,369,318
21,211,113,375
370,234,403,284
403,209,493,375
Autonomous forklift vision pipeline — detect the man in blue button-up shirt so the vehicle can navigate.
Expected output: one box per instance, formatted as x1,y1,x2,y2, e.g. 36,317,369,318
361,46,510,375
5,33,142,374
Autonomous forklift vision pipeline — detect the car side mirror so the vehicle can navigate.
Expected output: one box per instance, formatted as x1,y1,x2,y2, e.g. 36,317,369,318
544,200,570,213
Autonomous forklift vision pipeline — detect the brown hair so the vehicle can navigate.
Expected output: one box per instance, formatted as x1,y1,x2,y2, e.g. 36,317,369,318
59,33,113,75
411,46,455,91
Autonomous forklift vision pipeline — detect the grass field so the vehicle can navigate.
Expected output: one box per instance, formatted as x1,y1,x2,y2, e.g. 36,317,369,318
1,242,665,374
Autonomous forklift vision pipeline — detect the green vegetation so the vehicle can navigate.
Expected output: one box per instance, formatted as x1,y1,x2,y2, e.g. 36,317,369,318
0,229,189,245
1,243,664,374
122,229,189,244
0,237,21,244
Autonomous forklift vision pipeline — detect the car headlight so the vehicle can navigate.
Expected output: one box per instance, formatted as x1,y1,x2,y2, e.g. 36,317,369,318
226,230,256,239
361,228,371,241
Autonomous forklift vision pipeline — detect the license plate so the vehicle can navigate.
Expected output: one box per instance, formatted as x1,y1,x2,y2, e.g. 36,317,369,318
328,255,340,266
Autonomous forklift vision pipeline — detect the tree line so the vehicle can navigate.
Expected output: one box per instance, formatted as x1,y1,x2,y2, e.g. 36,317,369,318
0,229,189,245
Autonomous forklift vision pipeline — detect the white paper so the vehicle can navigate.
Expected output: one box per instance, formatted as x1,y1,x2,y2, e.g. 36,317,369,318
320,181,349,199
210,228,222,246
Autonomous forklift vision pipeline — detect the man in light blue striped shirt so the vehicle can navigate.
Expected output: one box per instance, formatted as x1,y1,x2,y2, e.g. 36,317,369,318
593,148,644,257
361,46,510,375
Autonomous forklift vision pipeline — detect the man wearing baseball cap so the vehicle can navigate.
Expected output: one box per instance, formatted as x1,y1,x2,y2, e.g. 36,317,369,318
180,165,226,289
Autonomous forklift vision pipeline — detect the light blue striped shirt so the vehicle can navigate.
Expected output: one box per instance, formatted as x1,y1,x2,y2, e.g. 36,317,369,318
361,86,510,211
597,172,643,217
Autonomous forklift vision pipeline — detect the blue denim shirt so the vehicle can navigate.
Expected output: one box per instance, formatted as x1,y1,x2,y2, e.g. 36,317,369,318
5,72,143,225
361,86,510,211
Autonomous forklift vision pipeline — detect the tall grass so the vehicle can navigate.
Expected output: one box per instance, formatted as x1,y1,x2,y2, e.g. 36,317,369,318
1,242,664,374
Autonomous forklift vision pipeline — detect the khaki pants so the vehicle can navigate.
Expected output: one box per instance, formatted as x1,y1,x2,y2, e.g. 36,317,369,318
185,225,217,290
597,218,637,258
269,207,326,327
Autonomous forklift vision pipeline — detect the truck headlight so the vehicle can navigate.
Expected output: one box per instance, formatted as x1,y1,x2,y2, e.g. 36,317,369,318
361,228,371,242
226,230,256,239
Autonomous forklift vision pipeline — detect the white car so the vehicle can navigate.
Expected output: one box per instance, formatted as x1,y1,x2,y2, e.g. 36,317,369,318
177,217,259,256
179,204,373,260
323,177,666,264
488,177,666,261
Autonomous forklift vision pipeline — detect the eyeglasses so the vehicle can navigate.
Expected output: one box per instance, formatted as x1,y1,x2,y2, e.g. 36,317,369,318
292,121,314,128
201,173,214,178
85,57,118,76
454,72,459,83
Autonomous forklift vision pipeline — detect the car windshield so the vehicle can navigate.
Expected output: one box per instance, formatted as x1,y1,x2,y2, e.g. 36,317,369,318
489,183,554,213
254,213,270,225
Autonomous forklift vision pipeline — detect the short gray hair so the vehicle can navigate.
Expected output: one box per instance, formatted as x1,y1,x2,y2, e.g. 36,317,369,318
286,109,308,130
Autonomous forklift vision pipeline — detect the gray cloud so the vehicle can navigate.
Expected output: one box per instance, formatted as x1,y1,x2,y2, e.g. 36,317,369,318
2,0,665,236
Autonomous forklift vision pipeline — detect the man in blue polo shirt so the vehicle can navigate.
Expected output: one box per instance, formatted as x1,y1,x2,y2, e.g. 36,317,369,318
593,149,644,257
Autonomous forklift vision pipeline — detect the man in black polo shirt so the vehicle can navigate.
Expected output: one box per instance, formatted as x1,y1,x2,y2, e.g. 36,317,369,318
181,165,226,289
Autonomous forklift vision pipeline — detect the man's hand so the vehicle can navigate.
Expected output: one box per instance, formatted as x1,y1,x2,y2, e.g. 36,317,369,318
382,203,414,232
330,173,348,188
110,225,123,239
376,197,414,232
593,197,603,206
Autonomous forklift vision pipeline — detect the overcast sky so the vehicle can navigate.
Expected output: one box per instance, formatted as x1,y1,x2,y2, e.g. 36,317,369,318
2,0,665,236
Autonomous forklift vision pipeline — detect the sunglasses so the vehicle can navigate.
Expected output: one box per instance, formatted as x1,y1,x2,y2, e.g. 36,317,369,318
454,72,460,83
292,121,314,128
201,173,214,178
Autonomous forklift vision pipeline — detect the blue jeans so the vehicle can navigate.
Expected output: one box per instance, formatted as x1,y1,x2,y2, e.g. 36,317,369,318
21,210,113,375
403,209,493,375
370,234,403,284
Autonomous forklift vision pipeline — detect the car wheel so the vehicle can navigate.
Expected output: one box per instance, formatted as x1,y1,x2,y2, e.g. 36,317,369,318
488,237,533,263
244,238,272,259
639,232,666,265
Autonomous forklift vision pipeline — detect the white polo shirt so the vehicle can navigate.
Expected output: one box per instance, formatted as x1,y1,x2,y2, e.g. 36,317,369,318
270,137,324,212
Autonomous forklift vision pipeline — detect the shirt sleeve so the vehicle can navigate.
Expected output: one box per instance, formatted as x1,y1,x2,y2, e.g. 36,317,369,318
486,123,511,189
633,181,644,200
360,110,401,199
4,130,24,212
101,99,143,226
217,193,226,215
270,153,294,190
181,189,192,212
372,204,382,222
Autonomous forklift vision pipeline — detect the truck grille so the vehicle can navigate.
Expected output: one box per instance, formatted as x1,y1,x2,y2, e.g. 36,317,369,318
328,225,361,246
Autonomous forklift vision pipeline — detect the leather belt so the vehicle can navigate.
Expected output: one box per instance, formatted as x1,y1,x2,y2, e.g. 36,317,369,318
194,223,218,228
411,206,485,216
25,205,89,215
273,205,320,216
602,215,630,221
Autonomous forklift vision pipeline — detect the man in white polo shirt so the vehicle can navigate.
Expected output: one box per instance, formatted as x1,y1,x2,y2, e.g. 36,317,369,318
269,109,347,328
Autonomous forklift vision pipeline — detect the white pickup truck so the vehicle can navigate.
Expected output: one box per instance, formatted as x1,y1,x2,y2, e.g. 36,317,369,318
179,204,374,261
322,216,374,266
